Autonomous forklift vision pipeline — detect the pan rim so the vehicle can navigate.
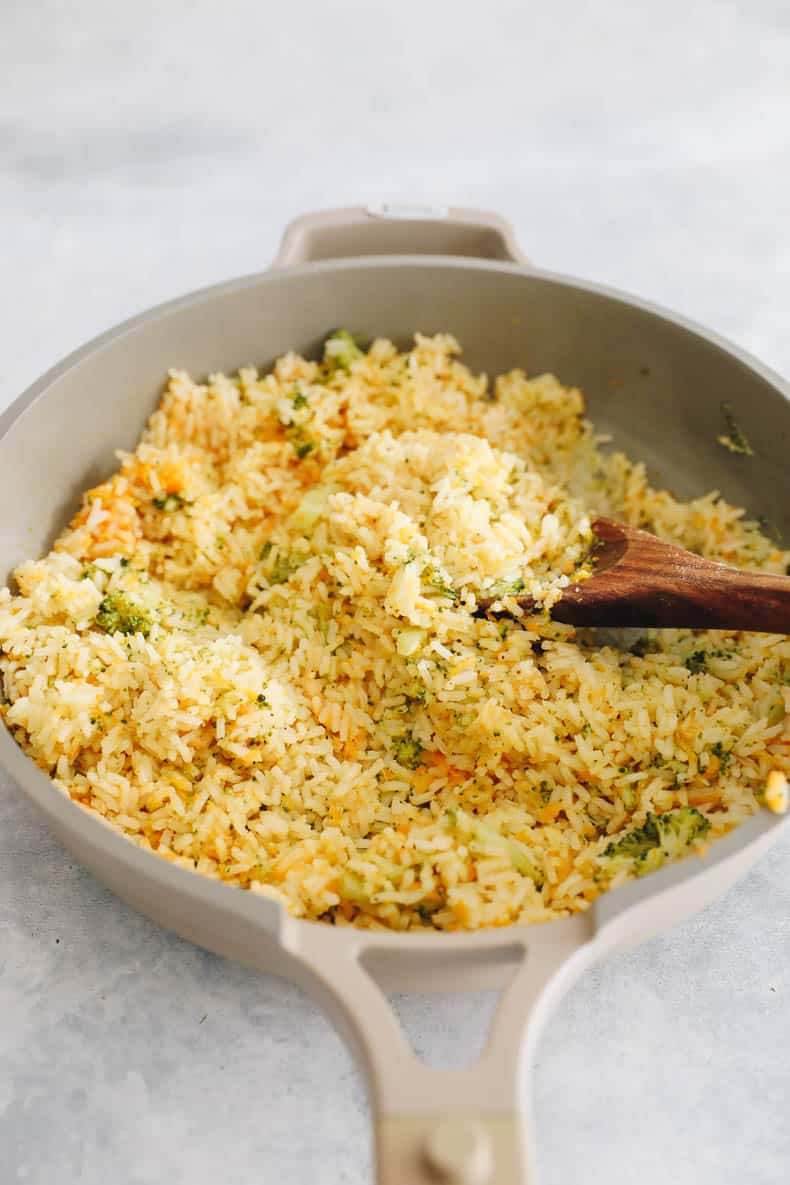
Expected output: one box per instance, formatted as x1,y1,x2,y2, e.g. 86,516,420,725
3,253,788,442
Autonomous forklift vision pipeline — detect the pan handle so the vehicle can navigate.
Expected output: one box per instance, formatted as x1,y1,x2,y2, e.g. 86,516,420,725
272,205,530,267
282,915,593,1184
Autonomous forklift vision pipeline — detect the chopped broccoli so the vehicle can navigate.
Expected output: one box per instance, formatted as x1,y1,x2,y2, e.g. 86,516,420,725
446,807,543,887
630,636,653,658
285,424,316,459
324,329,364,373
685,648,740,677
268,553,300,585
340,868,372,905
598,807,710,879
340,861,402,907
95,592,153,638
290,389,309,410
81,563,99,582
152,492,186,512
711,741,732,771
619,785,638,813
609,817,669,864
506,837,542,882
685,650,707,675
288,484,333,533
717,409,754,457
655,806,711,853
417,903,440,925
485,577,526,600
423,567,458,602
391,732,424,769
311,602,331,638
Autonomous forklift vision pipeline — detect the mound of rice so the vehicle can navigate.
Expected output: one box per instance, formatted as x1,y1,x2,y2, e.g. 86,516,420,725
1,332,788,930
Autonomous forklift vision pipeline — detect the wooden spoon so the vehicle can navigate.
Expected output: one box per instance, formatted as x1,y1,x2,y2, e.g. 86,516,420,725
477,518,790,633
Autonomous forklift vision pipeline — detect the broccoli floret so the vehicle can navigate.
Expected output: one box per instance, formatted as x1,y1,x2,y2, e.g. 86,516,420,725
324,329,364,373
95,592,153,637
598,807,710,880
604,816,661,864
655,806,711,853
152,492,186,512
391,732,424,769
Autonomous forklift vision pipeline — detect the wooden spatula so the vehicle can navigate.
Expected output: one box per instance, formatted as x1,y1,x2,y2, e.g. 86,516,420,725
477,518,790,633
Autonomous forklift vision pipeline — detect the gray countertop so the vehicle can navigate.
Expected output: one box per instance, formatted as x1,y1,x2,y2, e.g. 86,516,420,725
2,2,790,1182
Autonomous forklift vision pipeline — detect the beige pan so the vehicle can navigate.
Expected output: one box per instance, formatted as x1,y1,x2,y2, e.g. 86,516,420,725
1,207,787,1185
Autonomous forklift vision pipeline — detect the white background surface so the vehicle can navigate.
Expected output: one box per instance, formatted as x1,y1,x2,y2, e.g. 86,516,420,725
2,2,790,1182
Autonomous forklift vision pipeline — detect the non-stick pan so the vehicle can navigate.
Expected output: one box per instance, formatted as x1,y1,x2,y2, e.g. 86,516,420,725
1,206,787,1185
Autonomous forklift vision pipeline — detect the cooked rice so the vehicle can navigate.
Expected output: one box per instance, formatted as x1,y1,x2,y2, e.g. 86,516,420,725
1,332,788,931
